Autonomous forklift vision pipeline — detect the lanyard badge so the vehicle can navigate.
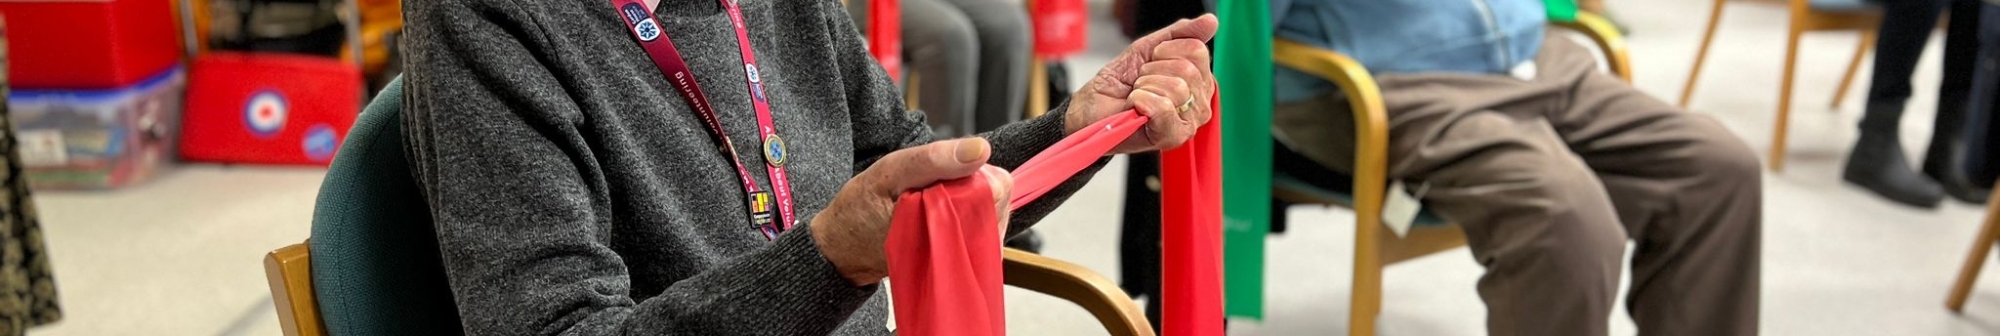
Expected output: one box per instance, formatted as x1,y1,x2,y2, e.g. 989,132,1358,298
611,0,799,240
749,190,777,225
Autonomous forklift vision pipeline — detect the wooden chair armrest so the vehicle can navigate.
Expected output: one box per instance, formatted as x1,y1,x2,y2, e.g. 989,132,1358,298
1002,248,1155,336
265,242,326,336
1554,12,1634,83
1272,38,1391,232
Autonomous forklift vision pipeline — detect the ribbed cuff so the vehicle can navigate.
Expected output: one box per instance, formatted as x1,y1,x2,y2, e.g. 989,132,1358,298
758,220,879,321
984,99,1074,170
776,220,880,290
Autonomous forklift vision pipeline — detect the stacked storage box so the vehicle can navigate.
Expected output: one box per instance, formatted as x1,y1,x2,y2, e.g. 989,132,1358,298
9,68,183,189
0,0,185,189
180,52,360,165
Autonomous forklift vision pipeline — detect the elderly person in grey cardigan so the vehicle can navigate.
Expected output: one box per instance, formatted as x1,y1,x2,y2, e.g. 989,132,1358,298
400,0,1217,334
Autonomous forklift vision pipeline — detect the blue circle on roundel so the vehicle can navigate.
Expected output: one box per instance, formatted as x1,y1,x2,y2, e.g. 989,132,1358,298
303,124,340,162
243,90,289,138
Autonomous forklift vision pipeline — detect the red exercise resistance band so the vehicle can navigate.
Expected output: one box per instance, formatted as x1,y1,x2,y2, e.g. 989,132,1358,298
888,92,1223,336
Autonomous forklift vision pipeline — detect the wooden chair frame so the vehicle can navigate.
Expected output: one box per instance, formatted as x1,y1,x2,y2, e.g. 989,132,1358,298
1681,0,1880,171
1270,12,1630,335
267,243,1153,336
1947,187,2000,312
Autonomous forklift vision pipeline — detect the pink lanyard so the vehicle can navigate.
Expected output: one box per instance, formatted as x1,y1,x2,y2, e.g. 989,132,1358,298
610,0,797,240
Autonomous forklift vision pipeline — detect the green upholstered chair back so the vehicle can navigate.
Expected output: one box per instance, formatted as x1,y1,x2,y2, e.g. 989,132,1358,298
306,77,464,335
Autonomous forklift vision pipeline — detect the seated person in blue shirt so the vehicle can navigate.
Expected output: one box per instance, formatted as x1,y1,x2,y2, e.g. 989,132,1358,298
1269,1,1762,335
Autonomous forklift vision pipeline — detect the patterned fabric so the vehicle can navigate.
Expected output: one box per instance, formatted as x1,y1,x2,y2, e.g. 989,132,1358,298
0,17,64,336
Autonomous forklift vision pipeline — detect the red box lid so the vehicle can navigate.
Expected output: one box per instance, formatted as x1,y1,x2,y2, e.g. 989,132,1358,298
1,0,185,89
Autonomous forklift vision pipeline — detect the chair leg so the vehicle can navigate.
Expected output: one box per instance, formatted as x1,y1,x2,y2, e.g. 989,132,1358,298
1350,203,1384,335
905,72,921,110
1773,23,1804,172
1832,31,1875,110
1948,187,2000,312
1026,57,1049,119
1680,0,1728,108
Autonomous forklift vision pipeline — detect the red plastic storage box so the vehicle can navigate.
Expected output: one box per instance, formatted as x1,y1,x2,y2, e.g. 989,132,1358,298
0,0,183,89
7,66,183,190
181,52,360,166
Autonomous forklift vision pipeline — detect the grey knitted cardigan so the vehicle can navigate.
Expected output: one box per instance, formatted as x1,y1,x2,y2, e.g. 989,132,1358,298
400,0,1104,334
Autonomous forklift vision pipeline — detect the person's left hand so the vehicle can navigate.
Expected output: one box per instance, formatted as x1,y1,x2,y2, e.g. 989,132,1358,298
1065,14,1220,155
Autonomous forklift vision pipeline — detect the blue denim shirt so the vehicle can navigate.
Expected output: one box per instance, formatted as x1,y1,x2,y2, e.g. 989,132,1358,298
1273,0,1547,103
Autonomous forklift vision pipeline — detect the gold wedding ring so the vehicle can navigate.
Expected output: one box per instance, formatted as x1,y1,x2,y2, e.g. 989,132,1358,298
1178,95,1197,114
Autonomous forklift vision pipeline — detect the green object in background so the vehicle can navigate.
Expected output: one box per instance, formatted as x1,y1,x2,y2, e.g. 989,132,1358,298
1215,0,1273,320
1546,0,1579,22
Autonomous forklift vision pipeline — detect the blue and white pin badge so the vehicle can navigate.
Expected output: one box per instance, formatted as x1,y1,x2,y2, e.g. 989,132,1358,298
746,64,768,101
617,3,661,42
763,134,788,167
243,90,288,138
634,18,662,41
616,2,664,41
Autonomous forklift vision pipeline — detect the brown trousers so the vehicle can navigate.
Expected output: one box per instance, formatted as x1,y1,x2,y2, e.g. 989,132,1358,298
1274,37,1762,336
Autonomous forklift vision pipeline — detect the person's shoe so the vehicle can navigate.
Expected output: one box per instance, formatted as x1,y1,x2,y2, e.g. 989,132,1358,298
1922,98,1990,204
1926,165,1989,204
1005,229,1044,253
1844,133,1947,208
1923,139,1990,204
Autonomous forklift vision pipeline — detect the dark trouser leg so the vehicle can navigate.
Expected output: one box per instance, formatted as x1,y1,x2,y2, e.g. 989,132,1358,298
1867,0,1951,108
1421,116,1629,336
1926,0,1994,203
1969,4,2000,187
1544,40,1764,336
1849,0,1952,207
937,0,1030,133
900,0,979,137
1117,152,1163,330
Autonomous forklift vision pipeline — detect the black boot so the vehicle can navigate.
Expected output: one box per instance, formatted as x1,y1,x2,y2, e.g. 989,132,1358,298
1844,103,1947,208
1923,147,1989,204
1923,98,1991,204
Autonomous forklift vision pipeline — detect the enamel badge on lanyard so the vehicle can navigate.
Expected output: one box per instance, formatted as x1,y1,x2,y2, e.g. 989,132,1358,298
608,0,801,240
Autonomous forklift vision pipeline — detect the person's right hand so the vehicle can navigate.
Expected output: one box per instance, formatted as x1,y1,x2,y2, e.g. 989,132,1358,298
813,138,1014,286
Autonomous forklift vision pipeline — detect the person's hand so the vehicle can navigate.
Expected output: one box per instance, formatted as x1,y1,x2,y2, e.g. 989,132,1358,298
813,138,1014,286
1065,14,1220,155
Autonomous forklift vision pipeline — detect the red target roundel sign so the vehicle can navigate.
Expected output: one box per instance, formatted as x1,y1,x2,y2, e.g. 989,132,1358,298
243,90,288,138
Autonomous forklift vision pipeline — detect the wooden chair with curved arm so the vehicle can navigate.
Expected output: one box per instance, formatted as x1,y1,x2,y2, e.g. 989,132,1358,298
266,245,1153,336
1269,12,1631,335
1681,0,1880,171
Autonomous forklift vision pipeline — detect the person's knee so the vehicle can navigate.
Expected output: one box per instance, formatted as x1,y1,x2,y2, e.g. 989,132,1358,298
1453,136,1610,220
965,7,1030,51
1481,164,1627,279
1686,118,1764,193
903,2,979,62
1471,165,1626,285
1447,134,1627,267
